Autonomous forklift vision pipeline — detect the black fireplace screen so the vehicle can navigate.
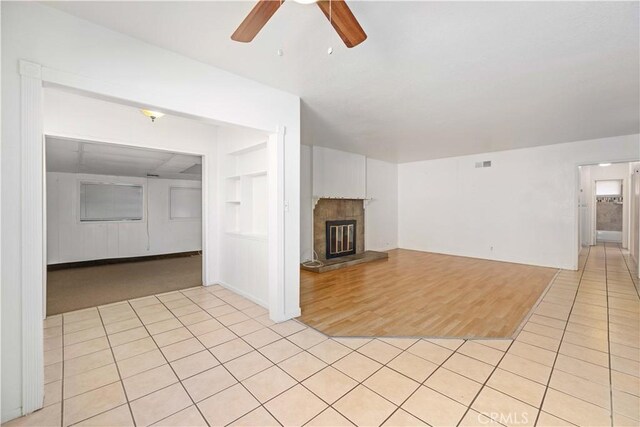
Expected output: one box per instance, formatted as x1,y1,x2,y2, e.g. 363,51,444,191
325,220,356,259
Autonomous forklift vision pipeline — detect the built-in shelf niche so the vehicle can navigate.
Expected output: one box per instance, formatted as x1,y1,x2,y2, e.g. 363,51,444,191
223,140,268,239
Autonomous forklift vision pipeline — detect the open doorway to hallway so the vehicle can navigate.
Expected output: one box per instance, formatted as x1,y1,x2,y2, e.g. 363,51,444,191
45,137,204,315
578,160,640,281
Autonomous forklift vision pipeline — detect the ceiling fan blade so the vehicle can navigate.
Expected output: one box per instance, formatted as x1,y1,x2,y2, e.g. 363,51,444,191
317,0,367,48
231,0,284,43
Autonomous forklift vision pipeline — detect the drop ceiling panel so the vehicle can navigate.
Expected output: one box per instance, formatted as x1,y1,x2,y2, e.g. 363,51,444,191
45,136,202,180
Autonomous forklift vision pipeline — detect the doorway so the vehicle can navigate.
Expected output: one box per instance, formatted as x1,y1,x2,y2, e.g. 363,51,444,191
595,179,623,243
577,161,637,256
45,137,204,314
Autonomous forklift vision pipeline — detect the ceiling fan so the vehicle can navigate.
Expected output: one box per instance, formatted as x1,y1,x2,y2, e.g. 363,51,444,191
231,0,367,48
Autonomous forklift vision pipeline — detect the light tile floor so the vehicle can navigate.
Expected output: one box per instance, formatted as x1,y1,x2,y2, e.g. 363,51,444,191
4,243,639,426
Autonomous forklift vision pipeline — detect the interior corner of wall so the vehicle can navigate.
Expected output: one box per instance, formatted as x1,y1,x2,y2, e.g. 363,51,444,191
2,407,24,424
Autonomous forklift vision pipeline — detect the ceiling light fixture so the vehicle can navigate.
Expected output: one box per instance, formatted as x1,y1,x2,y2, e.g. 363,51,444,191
141,109,165,122
292,0,318,4
599,163,612,167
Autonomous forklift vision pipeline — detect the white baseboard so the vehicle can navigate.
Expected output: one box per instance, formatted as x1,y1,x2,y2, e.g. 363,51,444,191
215,280,268,309
211,282,300,323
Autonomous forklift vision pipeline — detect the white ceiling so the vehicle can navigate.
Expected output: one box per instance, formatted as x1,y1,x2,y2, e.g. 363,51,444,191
46,1,639,162
46,136,202,180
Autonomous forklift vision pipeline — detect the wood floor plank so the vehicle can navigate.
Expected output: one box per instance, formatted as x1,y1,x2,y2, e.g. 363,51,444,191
299,249,557,338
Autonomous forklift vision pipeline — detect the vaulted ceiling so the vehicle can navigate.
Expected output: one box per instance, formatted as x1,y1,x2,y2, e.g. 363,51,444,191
47,1,639,162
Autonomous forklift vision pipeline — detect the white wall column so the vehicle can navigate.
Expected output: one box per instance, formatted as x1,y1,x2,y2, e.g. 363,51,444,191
19,60,45,415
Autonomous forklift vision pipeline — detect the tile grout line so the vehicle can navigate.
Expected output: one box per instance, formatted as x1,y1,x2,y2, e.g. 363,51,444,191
64,307,136,427
97,308,135,425
604,243,614,426
309,339,427,425
511,269,563,340
127,296,215,427
532,244,592,426
454,340,516,427
63,302,322,426
70,298,207,426
376,340,471,427
163,288,287,427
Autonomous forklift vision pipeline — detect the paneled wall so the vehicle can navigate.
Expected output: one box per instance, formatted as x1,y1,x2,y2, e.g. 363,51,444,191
312,146,366,199
47,172,202,264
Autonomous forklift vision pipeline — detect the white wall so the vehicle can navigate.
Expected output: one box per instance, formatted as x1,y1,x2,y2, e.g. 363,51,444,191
579,165,592,247
312,146,366,199
365,158,399,251
47,172,201,264
300,145,313,261
579,163,631,247
398,134,640,270
2,2,300,421
300,146,399,260
630,162,640,275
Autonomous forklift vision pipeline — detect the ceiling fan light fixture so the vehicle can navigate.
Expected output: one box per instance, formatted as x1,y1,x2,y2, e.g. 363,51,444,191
141,109,165,122
293,0,318,4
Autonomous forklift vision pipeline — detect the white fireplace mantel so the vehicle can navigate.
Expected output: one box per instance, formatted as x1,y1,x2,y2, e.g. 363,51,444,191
312,196,373,210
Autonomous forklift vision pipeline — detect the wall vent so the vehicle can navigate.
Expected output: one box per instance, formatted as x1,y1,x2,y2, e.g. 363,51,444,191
475,161,492,168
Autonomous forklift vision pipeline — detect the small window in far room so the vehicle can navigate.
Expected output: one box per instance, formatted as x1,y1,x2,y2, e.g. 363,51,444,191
80,183,144,222
170,187,202,219
595,180,622,196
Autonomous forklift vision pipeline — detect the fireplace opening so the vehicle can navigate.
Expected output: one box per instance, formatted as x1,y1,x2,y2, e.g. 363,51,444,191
326,220,356,259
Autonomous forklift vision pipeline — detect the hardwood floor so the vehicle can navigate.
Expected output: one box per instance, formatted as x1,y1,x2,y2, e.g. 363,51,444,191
299,249,558,338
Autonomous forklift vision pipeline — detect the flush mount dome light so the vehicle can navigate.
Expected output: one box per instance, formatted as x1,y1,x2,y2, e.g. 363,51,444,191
141,109,165,122
599,163,612,167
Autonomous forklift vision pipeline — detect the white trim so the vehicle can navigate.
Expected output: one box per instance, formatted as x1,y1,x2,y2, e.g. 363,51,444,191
268,129,286,321
216,280,268,309
19,59,45,415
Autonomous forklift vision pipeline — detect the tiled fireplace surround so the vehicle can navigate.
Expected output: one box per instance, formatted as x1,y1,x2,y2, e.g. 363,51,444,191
313,199,365,261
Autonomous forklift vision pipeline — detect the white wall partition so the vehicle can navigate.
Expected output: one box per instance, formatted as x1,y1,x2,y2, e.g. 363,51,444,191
2,2,300,421
47,172,202,264
398,134,640,270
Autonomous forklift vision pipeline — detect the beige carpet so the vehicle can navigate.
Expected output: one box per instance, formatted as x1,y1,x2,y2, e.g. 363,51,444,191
47,255,202,315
